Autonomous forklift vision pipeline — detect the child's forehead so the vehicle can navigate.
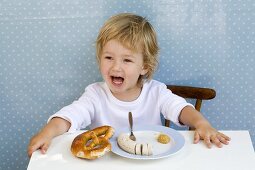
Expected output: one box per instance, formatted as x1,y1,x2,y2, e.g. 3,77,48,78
103,39,143,54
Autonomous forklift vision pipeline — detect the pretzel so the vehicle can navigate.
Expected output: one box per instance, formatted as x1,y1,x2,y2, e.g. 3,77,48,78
70,126,115,160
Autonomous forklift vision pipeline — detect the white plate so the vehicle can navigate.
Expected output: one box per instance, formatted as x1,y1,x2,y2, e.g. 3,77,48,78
110,125,185,160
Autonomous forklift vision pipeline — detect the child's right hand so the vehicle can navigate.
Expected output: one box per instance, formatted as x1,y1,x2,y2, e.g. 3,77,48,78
27,117,71,157
27,132,52,157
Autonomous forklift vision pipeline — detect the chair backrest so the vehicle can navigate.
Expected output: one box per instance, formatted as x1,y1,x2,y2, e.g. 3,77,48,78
164,85,216,128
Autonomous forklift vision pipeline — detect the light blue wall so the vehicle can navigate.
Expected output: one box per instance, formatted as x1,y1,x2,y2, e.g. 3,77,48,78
0,0,254,169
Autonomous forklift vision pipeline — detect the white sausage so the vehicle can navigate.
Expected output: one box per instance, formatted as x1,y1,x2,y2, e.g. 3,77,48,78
117,133,136,154
135,143,142,155
117,133,152,155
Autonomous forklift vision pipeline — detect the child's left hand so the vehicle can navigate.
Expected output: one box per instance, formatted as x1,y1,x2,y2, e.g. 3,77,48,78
193,122,231,148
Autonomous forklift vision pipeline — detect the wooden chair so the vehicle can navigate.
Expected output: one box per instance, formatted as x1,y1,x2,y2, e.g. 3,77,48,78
164,85,216,129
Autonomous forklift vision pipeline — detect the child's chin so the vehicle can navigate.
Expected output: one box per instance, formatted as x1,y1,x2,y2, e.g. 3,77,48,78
110,82,125,90
110,84,124,92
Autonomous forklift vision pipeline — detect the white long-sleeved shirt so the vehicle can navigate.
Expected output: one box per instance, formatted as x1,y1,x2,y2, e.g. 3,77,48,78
49,80,193,131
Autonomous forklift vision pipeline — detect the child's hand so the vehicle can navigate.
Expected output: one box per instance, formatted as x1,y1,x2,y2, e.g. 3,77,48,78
193,122,231,148
27,132,52,158
27,117,71,157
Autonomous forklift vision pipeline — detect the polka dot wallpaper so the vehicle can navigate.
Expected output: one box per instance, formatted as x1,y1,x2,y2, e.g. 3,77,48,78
0,0,254,169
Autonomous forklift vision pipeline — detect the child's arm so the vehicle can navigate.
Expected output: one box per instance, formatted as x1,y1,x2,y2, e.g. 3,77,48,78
27,117,71,157
179,106,231,148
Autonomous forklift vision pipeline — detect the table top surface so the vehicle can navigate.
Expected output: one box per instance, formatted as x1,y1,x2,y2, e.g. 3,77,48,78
27,130,255,170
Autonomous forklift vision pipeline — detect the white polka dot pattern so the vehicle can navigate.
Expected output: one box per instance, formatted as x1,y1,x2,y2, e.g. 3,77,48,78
0,1,254,169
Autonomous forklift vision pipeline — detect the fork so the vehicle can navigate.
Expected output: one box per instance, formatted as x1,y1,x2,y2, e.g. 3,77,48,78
128,112,136,141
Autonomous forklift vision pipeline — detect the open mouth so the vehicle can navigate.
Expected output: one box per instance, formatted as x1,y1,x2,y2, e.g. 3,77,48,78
111,76,124,85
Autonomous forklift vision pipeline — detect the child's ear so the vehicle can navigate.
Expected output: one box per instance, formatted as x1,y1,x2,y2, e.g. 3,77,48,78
140,66,148,76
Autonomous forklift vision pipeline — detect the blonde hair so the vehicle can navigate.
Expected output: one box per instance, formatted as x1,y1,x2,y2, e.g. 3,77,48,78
96,13,159,84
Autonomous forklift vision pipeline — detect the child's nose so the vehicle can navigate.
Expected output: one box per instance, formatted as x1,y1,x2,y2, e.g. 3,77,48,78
112,60,122,71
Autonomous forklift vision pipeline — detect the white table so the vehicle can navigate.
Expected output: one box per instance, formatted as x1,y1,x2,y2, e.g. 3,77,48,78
27,131,255,170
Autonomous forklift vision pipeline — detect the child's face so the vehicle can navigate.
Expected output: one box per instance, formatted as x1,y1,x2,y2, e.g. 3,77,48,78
99,39,148,101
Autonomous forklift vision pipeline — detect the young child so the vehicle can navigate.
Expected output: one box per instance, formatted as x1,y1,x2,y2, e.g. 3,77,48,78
27,13,230,157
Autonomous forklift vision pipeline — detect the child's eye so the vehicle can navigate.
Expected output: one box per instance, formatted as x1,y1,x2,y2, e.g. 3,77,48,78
124,59,132,63
105,56,112,60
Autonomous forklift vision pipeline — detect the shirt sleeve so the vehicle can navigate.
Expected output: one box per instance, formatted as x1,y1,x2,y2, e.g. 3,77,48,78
158,84,194,127
48,87,96,133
